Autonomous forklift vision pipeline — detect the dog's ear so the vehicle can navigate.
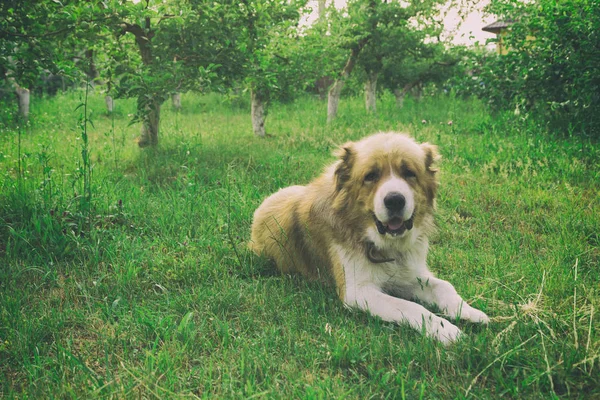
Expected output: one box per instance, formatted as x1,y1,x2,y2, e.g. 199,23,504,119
421,143,440,174
421,142,440,206
334,142,355,191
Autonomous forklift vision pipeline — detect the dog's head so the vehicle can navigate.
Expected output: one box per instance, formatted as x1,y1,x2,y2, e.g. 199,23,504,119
333,132,439,245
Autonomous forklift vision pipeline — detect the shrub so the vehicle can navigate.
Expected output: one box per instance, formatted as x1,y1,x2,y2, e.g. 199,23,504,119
452,0,600,138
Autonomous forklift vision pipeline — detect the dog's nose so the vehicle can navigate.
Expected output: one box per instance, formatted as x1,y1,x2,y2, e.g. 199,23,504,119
384,192,406,212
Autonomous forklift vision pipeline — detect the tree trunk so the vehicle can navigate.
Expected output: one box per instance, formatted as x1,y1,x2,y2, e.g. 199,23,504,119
123,18,161,147
327,80,344,123
7,76,30,120
105,95,114,114
171,92,181,110
393,88,405,108
327,38,369,123
15,86,30,120
393,82,419,109
138,99,160,147
364,72,378,113
85,49,102,87
318,0,326,21
251,90,267,137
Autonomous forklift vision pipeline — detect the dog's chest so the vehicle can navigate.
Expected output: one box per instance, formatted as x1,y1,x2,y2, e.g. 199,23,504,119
372,255,416,285
336,242,427,295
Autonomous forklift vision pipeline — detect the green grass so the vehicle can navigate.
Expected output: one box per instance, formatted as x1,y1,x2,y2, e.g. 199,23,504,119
0,90,599,398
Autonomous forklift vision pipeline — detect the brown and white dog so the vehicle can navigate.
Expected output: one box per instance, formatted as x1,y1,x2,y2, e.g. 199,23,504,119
249,132,489,344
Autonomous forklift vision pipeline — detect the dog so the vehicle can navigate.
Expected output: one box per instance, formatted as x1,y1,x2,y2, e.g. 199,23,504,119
249,132,489,344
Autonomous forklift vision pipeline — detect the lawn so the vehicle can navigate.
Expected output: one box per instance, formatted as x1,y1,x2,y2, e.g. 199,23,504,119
0,90,599,398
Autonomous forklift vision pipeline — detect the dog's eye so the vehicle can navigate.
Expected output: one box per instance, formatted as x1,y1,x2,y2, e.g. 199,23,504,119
364,171,379,182
403,169,417,179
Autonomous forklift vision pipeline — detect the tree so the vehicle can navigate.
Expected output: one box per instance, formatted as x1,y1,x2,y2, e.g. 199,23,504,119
104,0,222,146
230,0,308,137
322,0,446,122
325,0,377,122
1,0,231,145
380,42,461,108
357,3,427,113
0,1,82,121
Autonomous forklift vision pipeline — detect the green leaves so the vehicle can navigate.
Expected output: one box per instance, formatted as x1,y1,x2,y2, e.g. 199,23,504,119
462,0,600,137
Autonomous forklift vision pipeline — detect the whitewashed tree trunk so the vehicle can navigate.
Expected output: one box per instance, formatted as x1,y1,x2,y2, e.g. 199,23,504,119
327,39,367,123
105,95,114,113
6,74,30,120
327,80,344,123
123,17,160,147
318,0,326,21
251,90,266,137
394,82,419,109
86,49,102,87
15,86,30,120
393,88,405,108
171,92,181,110
138,100,160,147
364,72,378,113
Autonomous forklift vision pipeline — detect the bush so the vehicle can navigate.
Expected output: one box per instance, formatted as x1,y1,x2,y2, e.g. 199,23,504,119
452,0,600,138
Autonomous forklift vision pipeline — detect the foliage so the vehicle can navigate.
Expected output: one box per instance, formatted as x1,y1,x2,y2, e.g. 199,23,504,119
0,0,81,86
234,0,309,102
453,0,600,137
304,0,459,117
180,0,311,105
356,0,445,77
379,42,463,95
105,0,312,138
96,1,226,129
3,0,598,139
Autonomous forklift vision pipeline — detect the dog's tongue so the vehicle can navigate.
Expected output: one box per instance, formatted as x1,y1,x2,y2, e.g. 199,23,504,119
387,218,404,231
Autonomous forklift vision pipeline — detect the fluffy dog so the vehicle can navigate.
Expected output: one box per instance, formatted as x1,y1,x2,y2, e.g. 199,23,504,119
249,132,489,344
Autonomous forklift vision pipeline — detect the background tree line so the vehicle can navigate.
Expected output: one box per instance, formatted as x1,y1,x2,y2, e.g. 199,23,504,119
1,0,599,143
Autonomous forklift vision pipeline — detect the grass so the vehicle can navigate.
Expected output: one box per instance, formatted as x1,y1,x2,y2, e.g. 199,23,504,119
0,89,599,398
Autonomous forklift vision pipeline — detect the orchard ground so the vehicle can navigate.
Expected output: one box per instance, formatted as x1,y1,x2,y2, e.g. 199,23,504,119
0,91,598,398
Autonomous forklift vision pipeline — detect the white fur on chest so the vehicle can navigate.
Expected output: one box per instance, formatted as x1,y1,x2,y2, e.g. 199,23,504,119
332,230,489,345
335,234,431,307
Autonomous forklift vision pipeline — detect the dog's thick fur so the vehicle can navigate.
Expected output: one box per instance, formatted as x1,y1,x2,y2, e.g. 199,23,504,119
249,132,489,344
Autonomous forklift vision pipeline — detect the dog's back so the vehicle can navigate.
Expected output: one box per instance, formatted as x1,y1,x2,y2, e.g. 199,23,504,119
249,185,308,274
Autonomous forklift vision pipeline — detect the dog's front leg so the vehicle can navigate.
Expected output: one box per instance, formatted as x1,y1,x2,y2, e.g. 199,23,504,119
344,284,462,344
332,245,462,344
411,276,490,324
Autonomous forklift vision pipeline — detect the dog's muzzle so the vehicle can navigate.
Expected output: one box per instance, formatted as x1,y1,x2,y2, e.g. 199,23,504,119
374,214,414,236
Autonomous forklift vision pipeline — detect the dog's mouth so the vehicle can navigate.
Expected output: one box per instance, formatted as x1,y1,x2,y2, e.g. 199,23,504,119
374,214,414,236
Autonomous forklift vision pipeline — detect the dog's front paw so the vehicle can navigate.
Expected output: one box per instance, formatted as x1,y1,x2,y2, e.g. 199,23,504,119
458,303,490,324
427,316,462,345
465,307,490,324
444,301,490,324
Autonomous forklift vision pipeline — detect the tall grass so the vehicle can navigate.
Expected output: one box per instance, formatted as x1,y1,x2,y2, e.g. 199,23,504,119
0,90,598,398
